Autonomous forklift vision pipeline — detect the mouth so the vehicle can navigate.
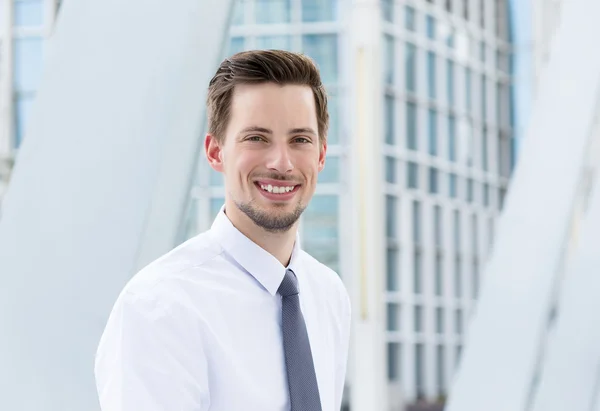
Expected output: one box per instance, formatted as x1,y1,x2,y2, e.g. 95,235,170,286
254,181,301,200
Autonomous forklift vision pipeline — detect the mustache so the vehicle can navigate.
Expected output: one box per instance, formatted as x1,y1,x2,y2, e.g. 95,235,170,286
252,173,302,183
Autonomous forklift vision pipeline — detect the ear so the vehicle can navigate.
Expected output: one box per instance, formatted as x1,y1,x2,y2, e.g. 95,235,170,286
205,133,224,172
317,140,327,172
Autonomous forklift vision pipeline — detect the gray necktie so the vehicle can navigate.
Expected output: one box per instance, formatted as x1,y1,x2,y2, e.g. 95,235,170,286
278,268,323,411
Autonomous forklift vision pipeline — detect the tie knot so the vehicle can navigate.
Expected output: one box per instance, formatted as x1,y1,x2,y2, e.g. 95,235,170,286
278,269,299,297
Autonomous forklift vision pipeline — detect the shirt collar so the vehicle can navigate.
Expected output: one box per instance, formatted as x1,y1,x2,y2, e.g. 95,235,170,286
210,205,303,296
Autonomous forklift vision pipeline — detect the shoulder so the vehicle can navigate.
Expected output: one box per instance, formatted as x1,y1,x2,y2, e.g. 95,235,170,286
115,231,224,311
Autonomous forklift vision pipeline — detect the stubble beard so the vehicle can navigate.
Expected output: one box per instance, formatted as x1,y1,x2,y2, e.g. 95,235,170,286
235,199,305,233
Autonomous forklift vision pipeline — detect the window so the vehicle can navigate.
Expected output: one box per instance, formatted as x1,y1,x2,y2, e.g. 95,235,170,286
303,196,338,241
255,0,291,23
455,308,463,334
303,195,339,271
14,94,35,148
428,109,438,156
302,34,338,84
436,307,444,334
435,254,443,296
480,0,485,28
320,156,340,183
302,0,337,22
407,162,419,189
405,43,417,93
482,127,489,171
256,35,291,50
447,59,455,105
387,303,400,330
405,6,416,31
415,343,425,398
447,32,456,50
454,257,462,298
456,345,463,368
448,115,456,162
426,15,436,39
382,0,393,22
429,167,439,194
384,35,395,85
385,95,395,145
388,342,400,381
427,51,436,99
406,102,418,150
229,37,245,55
449,173,457,198
453,210,461,250
465,67,472,113
484,183,490,206
385,156,397,183
327,93,340,144
414,305,423,332
480,41,486,62
412,200,421,244
499,187,507,210
467,178,474,203
13,37,44,93
14,0,44,27
481,74,487,122
386,195,398,239
434,205,442,247
437,345,446,396
414,250,422,294
471,214,479,254
387,248,399,291
495,0,509,39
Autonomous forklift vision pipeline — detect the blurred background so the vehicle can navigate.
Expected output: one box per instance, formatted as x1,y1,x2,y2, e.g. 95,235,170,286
1,0,594,411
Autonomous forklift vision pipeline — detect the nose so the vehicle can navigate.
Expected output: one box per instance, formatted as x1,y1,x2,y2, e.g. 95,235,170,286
265,142,294,174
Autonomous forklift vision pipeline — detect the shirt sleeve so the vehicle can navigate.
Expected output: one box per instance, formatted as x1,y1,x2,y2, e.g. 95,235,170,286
335,289,352,410
94,289,210,411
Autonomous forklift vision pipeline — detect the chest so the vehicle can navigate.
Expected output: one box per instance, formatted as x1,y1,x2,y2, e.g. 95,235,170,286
199,290,337,411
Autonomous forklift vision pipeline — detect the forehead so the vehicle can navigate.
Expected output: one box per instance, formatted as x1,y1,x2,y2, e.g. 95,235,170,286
228,83,318,132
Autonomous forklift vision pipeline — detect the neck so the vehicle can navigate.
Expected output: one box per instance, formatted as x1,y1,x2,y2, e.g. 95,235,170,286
224,202,298,267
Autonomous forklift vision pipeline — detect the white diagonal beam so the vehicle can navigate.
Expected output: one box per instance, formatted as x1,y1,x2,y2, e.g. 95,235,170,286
530,115,600,411
445,0,600,409
0,0,233,409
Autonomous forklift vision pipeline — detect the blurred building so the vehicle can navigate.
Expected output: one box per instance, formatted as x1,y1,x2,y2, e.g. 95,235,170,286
180,0,516,410
0,0,62,205
0,0,516,409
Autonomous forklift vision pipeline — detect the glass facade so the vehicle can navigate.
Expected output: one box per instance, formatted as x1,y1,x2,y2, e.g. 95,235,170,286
170,0,515,407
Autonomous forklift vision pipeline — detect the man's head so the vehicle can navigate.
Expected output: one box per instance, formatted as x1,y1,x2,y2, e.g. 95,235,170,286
205,50,329,233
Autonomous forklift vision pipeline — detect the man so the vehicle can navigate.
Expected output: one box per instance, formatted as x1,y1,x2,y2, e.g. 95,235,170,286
94,49,352,411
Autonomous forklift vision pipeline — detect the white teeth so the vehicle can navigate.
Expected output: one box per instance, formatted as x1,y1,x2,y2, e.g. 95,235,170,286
259,184,295,194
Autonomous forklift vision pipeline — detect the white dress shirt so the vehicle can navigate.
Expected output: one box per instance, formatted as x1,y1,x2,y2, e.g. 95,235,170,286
95,206,351,411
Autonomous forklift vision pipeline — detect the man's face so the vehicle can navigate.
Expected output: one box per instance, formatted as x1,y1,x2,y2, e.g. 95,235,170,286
206,82,326,233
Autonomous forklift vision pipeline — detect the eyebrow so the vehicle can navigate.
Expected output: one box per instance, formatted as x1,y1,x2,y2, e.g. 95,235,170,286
238,126,317,136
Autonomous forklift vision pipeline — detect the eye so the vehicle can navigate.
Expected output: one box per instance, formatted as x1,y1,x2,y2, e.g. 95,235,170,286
293,137,312,144
246,135,265,142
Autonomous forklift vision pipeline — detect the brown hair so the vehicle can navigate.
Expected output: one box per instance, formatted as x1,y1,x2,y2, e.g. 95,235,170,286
206,49,329,144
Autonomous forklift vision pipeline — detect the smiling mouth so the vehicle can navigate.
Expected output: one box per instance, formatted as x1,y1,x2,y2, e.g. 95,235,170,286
254,182,299,194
